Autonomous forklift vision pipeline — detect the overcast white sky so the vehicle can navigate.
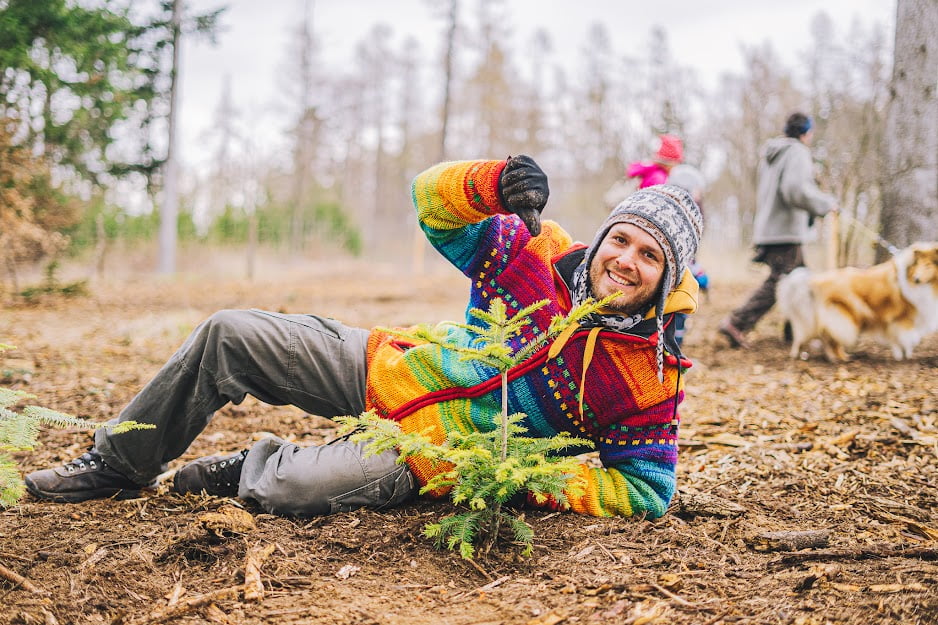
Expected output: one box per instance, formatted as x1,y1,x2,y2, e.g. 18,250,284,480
176,0,896,170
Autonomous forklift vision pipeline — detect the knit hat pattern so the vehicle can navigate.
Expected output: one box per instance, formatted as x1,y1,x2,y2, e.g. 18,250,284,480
582,184,703,379
593,185,702,292
655,134,684,165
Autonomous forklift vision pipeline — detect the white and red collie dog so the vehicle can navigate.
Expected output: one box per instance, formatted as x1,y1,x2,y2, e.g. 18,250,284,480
777,242,938,361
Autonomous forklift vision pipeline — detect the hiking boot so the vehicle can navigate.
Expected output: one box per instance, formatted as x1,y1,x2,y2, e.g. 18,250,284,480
172,450,248,497
24,449,154,503
718,319,751,349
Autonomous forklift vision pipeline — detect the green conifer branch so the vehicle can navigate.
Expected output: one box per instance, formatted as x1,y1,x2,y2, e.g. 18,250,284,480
0,388,35,410
1,343,156,506
340,296,620,559
0,458,26,508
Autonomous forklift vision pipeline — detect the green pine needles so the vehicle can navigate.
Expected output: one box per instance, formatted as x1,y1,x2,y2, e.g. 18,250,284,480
338,294,620,559
0,343,154,507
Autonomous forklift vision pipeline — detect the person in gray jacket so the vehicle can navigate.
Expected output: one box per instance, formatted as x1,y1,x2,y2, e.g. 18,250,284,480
718,112,837,349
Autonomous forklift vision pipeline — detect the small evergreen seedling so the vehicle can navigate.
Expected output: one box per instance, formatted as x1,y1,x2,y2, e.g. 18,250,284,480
338,294,620,559
0,344,154,507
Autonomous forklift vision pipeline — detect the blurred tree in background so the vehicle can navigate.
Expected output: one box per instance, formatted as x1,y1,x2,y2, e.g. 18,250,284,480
0,0,141,184
0,0,221,285
1,0,924,283
879,0,938,255
0,119,68,291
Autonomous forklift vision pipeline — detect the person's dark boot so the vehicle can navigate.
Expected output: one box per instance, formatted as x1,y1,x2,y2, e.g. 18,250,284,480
718,319,751,349
24,449,154,503
172,450,248,497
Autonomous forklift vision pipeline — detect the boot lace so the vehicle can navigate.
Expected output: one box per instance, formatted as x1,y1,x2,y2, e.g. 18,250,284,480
206,450,248,490
63,450,106,474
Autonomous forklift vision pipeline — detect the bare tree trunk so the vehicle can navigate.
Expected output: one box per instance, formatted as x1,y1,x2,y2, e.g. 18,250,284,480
878,0,938,258
289,2,314,255
4,258,18,294
413,0,458,275
439,0,457,164
93,212,107,278
246,212,257,281
396,38,419,249
159,0,182,275
372,87,385,254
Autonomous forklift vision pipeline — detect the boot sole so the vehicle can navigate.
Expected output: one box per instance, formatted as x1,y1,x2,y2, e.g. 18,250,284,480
24,478,154,503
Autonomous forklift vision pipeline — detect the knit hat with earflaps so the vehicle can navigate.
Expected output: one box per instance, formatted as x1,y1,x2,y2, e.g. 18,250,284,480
579,184,703,380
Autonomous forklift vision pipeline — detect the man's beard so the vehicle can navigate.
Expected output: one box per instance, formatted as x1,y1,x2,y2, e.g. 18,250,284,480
587,268,659,316
595,290,657,316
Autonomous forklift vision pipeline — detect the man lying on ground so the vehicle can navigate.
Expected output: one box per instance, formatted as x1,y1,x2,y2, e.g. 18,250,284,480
26,154,702,520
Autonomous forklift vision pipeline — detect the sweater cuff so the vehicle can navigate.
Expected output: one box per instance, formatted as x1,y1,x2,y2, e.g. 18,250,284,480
469,159,508,215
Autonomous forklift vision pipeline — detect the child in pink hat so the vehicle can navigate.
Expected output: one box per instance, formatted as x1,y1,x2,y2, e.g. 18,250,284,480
626,134,684,189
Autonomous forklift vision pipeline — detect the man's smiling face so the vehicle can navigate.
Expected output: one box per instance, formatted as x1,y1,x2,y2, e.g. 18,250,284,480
588,223,666,315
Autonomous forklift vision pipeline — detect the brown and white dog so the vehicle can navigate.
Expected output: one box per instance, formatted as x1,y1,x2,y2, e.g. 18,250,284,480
777,242,938,361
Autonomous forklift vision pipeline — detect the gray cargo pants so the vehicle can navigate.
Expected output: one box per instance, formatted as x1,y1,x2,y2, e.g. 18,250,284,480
94,309,417,516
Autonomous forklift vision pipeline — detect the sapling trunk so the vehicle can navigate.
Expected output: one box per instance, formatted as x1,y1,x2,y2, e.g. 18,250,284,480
500,370,509,462
483,369,511,556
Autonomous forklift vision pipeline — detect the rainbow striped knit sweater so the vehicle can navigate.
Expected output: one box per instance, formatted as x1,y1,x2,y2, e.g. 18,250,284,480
364,159,695,519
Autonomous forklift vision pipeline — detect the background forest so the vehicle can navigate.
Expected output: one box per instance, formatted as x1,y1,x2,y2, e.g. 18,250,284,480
0,0,935,290
2,3,938,623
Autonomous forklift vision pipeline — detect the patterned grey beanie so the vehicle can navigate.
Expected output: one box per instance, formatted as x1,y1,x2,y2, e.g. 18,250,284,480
577,184,703,379
585,184,703,295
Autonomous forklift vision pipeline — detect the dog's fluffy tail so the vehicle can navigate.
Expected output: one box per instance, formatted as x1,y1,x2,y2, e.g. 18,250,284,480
777,267,815,357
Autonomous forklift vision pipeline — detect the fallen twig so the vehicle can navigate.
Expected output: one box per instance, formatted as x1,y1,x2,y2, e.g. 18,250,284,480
750,530,831,552
243,542,276,602
263,606,314,617
452,574,510,600
464,557,494,582
204,603,236,624
593,540,618,563
79,546,109,572
699,609,732,625
675,489,747,518
165,580,185,606
771,545,938,568
0,561,46,594
115,586,240,625
478,575,510,592
650,582,697,608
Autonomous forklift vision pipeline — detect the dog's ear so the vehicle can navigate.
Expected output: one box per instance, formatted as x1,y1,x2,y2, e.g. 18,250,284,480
915,245,938,266
908,245,938,284
925,243,938,265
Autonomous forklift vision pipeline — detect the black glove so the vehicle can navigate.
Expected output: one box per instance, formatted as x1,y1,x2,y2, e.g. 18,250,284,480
498,154,549,236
